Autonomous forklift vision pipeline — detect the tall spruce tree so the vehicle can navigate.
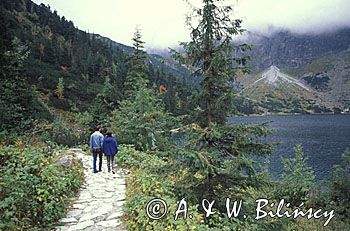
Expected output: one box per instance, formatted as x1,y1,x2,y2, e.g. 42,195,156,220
172,0,251,127
123,27,149,99
0,37,51,131
172,0,273,205
110,30,178,151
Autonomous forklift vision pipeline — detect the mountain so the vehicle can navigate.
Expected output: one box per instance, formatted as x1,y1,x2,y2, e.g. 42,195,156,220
96,34,195,86
148,28,350,113
248,65,311,91
235,28,350,113
244,28,350,71
0,0,194,131
2,0,348,123
294,49,350,110
238,65,330,114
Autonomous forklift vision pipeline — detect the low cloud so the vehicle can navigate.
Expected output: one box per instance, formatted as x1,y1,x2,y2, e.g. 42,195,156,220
32,0,350,48
236,0,350,35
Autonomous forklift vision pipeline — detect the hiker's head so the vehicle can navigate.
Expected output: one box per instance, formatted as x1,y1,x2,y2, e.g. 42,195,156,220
95,126,101,131
106,130,113,137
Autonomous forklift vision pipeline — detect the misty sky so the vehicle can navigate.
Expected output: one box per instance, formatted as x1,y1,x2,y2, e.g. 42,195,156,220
32,0,350,48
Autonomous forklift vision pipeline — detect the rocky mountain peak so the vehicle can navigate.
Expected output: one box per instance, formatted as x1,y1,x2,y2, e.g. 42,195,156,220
262,65,281,83
253,65,311,91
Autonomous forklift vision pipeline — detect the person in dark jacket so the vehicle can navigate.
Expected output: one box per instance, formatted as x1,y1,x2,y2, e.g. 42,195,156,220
103,130,118,173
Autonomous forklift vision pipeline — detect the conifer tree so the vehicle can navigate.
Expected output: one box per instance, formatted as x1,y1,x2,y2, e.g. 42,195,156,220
123,27,149,99
110,29,178,151
172,0,251,127
0,38,51,131
131,27,146,63
110,87,177,151
277,145,315,206
172,0,273,203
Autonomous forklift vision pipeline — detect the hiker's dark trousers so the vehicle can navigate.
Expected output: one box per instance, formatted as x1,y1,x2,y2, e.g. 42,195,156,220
106,155,115,172
92,151,103,172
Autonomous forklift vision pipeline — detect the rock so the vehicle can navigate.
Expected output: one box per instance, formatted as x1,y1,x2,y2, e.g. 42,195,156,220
66,209,83,218
59,217,78,223
117,169,130,175
94,204,113,215
78,192,92,200
115,193,126,201
113,179,126,186
107,210,123,220
114,200,125,207
58,156,72,168
72,204,86,209
68,220,94,231
58,155,79,168
79,213,103,222
69,148,84,153
82,205,95,213
79,205,113,221
96,219,122,228
105,187,115,192
55,226,69,231
94,192,114,199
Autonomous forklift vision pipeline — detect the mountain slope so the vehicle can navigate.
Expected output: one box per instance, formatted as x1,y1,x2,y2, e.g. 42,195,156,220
294,49,350,110
0,0,195,131
244,28,350,71
233,28,350,113
240,66,331,114
250,66,311,91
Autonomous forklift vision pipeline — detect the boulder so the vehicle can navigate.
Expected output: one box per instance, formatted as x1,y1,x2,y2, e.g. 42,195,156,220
58,154,79,168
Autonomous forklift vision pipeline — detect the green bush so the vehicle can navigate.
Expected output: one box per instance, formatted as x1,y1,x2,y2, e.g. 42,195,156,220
110,88,179,152
116,145,209,230
0,146,83,230
324,148,350,220
276,145,315,206
42,119,85,147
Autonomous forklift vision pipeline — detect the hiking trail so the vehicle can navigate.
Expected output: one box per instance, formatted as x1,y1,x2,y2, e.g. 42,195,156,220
55,148,127,231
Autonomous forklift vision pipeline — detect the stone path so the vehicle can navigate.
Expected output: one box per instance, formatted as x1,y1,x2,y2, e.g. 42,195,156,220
55,148,127,231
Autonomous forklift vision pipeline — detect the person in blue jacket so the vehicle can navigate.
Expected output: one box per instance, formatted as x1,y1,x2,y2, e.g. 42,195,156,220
103,130,118,173
90,126,104,173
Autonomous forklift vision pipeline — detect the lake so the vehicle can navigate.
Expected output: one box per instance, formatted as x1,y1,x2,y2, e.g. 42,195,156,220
228,114,350,181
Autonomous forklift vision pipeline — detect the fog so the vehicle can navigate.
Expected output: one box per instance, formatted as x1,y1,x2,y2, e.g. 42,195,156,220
237,0,350,35
32,0,350,48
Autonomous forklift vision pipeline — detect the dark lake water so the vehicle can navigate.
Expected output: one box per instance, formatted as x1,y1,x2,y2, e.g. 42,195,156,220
228,114,350,181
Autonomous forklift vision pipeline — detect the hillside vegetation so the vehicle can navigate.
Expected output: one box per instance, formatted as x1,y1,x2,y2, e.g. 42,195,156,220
0,0,194,133
0,0,349,230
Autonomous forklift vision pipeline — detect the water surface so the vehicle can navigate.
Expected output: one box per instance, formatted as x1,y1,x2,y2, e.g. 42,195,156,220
229,114,350,181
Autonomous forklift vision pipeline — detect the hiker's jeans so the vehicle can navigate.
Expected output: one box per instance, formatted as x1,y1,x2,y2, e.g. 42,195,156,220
106,155,115,172
92,151,103,172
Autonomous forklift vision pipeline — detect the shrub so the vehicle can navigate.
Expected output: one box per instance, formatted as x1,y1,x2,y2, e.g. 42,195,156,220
324,148,350,219
110,88,179,152
0,146,83,229
276,145,315,206
42,119,84,147
116,145,208,230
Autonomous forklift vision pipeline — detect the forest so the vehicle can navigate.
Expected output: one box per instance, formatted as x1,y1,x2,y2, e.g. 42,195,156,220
0,0,349,230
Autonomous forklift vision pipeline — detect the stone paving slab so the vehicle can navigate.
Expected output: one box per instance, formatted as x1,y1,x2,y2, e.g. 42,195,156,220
55,149,127,231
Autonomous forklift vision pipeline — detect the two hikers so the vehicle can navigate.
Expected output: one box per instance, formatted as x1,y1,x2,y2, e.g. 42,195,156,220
89,126,118,173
